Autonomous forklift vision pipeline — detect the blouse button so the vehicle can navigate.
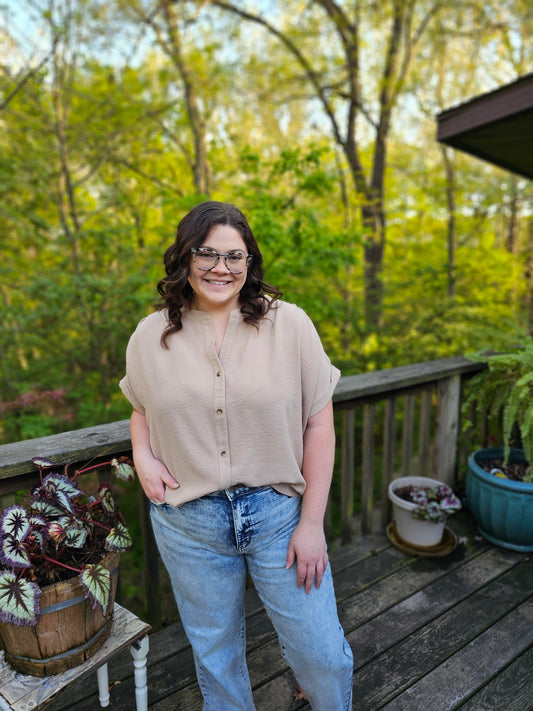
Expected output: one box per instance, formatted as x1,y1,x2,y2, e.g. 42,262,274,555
216,370,222,377
221,451,227,457
216,408,223,415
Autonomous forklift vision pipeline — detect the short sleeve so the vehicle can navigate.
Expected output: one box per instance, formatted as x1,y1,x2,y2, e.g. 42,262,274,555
119,374,145,414
119,329,146,414
297,307,341,419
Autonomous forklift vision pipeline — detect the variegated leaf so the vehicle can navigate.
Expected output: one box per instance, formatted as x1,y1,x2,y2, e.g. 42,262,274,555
105,523,132,553
64,521,88,549
47,523,66,545
98,485,116,515
31,456,56,469
111,458,135,482
0,506,30,542
29,514,47,528
79,564,110,615
30,499,65,518
0,535,31,568
42,474,81,513
0,571,40,626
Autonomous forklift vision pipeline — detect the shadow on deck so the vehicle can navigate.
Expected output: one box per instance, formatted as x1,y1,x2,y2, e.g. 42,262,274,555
47,511,533,711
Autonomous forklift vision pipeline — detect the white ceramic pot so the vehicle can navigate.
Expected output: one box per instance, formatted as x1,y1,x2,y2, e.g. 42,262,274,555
388,476,446,548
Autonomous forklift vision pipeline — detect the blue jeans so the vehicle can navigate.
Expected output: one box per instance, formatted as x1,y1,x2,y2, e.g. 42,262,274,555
150,485,353,711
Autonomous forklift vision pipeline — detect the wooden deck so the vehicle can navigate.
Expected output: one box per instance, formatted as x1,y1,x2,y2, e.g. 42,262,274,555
45,510,533,711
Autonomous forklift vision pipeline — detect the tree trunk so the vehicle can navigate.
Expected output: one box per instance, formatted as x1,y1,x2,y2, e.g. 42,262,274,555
441,146,456,299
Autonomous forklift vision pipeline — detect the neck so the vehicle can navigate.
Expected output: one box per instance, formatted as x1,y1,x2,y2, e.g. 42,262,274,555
191,296,240,320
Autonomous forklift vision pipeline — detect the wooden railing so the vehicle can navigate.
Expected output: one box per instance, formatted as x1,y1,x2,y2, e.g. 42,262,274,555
331,355,483,543
0,355,484,627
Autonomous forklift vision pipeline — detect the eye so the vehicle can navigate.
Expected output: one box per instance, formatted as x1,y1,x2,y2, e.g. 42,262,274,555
226,252,245,263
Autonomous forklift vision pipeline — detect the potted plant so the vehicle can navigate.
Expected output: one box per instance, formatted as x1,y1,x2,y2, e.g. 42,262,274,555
463,342,533,552
388,476,462,548
0,455,135,676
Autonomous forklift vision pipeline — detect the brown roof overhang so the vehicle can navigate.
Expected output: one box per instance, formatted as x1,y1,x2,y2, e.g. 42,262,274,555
436,73,533,180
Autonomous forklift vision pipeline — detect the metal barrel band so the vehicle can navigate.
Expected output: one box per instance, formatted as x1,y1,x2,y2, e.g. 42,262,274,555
6,616,113,665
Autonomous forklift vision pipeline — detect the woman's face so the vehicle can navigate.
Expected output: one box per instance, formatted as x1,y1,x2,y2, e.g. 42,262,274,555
188,224,249,314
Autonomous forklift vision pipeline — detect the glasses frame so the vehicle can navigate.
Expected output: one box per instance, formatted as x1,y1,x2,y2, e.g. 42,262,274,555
190,247,253,274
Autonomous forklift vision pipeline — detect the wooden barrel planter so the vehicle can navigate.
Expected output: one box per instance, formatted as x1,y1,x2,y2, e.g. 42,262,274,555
0,552,119,677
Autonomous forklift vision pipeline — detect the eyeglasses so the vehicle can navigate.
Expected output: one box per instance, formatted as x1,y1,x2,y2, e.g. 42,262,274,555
190,247,252,274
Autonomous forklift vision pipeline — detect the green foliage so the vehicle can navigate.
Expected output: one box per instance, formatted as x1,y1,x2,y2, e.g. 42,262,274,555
463,341,533,464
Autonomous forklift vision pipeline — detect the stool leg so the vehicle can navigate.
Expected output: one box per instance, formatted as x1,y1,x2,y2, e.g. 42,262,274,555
130,635,149,711
96,663,110,707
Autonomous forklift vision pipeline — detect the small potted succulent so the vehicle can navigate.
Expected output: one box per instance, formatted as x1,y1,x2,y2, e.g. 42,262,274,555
463,343,533,551
388,476,462,548
0,455,135,676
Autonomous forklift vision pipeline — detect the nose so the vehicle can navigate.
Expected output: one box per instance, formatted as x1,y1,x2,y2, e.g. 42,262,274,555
212,256,231,274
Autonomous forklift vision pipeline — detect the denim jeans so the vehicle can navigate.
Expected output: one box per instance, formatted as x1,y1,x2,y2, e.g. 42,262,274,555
150,485,353,711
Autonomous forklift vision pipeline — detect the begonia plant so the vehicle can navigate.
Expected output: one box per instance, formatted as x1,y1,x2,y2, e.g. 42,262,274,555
393,483,462,523
0,456,135,626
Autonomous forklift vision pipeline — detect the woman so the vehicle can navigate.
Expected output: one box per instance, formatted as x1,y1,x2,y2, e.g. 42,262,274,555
120,201,353,710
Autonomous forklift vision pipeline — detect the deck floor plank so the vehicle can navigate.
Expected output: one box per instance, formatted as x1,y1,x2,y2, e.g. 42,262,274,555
353,559,533,710
458,644,533,711
41,512,532,711
380,600,533,711
348,547,525,668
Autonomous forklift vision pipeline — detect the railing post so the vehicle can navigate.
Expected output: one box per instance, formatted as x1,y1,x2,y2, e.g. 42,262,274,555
340,409,355,544
435,374,461,485
419,388,433,474
381,398,396,528
361,403,375,535
401,394,415,476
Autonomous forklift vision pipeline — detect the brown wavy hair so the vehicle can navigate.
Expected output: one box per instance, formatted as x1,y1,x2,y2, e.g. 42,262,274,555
157,201,282,347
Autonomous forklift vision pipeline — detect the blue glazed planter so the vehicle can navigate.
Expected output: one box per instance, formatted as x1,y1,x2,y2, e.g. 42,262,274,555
466,447,533,552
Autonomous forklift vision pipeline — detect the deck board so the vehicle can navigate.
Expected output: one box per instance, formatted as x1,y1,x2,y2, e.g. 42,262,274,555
44,511,532,711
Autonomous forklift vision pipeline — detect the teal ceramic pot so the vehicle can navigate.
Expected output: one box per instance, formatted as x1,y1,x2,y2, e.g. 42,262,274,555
466,447,533,552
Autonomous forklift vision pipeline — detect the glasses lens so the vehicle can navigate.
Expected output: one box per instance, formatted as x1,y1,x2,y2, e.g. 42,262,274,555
193,249,218,270
225,252,247,273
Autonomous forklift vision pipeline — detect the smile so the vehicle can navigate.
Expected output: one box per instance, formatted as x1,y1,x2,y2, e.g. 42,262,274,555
205,279,231,286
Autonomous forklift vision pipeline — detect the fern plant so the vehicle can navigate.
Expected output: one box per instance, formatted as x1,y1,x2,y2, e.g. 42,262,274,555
0,456,135,626
463,342,533,467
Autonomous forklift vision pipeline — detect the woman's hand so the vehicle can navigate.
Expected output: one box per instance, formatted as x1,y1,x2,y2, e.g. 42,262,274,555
286,519,328,594
130,409,179,503
135,452,179,504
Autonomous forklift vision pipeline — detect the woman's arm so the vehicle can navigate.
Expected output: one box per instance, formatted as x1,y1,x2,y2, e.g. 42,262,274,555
130,409,180,502
286,399,335,593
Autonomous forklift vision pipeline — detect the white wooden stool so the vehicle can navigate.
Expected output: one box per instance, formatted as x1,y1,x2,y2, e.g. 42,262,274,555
0,604,151,710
